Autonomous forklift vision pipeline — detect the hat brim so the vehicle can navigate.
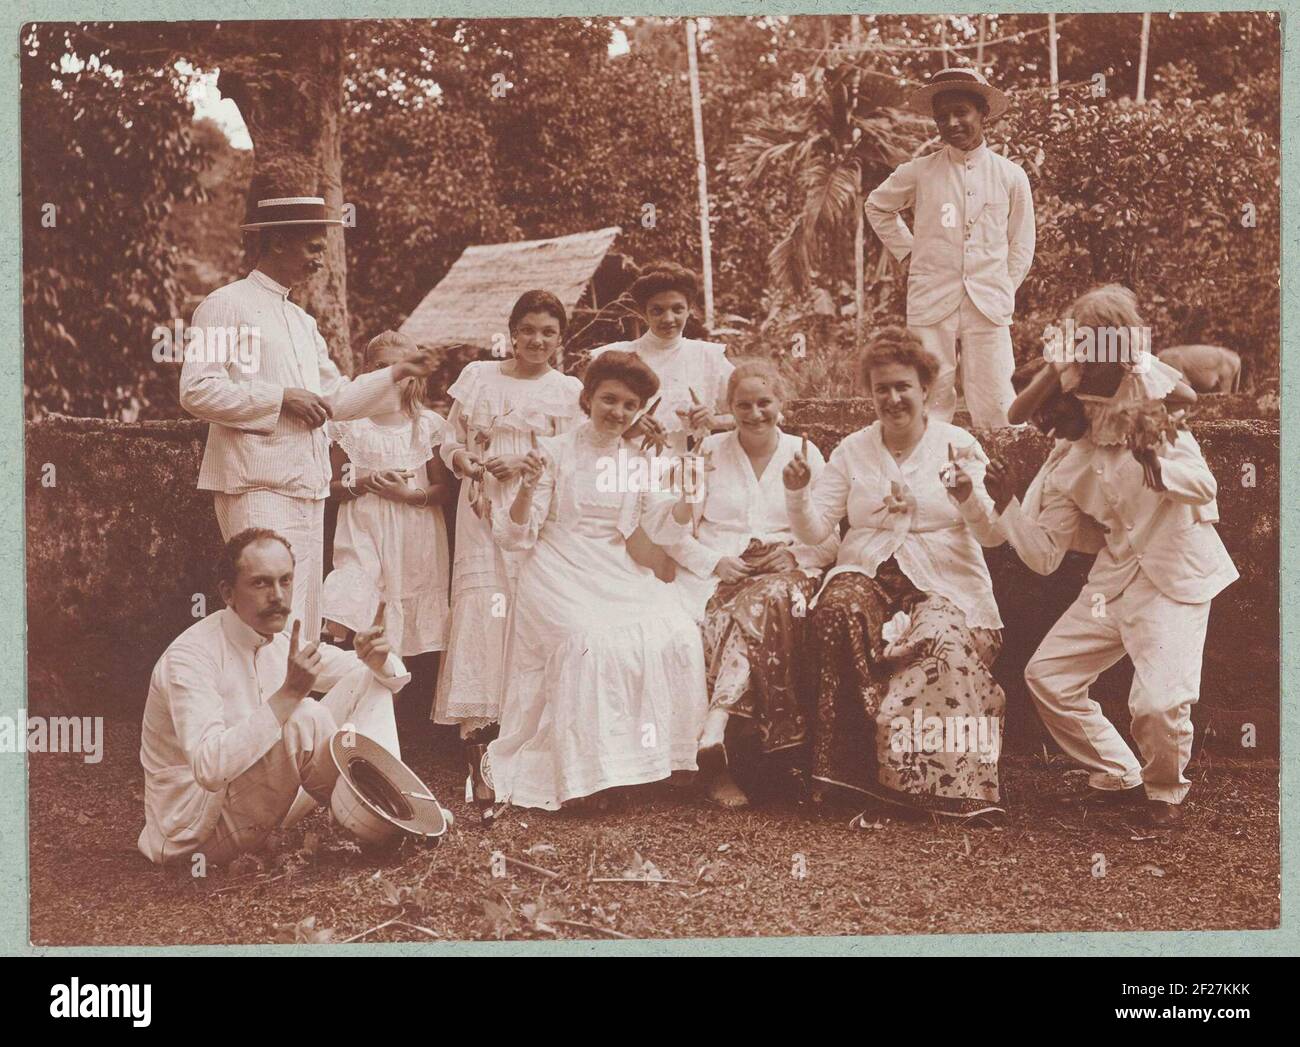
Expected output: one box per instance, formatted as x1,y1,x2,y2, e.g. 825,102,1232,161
240,219,345,230
908,82,1010,122
329,731,448,838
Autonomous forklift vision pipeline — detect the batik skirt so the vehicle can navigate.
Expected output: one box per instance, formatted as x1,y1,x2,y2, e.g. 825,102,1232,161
806,560,1005,814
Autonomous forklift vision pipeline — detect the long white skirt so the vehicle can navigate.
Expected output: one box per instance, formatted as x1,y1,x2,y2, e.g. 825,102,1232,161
484,526,707,810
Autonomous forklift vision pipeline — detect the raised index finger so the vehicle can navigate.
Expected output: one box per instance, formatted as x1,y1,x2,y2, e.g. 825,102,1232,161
289,619,301,656
372,601,387,629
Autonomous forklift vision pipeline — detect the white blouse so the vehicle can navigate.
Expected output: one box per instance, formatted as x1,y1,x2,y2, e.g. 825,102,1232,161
669,430,839,619
589,333,733,454
493,424,689,552
785,420,1004,630
439,361,584,477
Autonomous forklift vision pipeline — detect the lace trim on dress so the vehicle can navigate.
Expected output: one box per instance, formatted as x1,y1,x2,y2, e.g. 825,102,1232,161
447,363,583,434
327,413,443,472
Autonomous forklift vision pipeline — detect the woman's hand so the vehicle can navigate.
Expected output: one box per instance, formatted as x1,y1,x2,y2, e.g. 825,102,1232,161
751,547,798,574
942,444,974,504
982,458,1015,514
713,557,753,584
483,454,525,481
883,480,915,514
628,413,669,454
782,453,812,491
452,449,486,482
517,449,547,491
677,404,714,431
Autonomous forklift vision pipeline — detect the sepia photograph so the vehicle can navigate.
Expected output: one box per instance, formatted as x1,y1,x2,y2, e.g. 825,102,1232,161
19,9,1282,948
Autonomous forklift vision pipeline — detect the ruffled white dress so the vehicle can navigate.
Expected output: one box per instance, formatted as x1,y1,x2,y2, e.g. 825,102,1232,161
433,362,584,729
483,423,708,809
321,411,450,656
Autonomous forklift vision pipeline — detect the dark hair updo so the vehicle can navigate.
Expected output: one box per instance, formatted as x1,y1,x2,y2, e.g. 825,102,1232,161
628,261,700,311
580,350,660,414
508,289,568,336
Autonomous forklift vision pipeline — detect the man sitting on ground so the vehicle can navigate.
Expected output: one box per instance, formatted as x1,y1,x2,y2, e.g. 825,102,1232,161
138,527,408,866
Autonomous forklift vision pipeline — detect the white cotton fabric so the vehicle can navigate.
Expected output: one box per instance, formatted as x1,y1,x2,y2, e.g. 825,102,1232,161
667,429,840,622
321,411,450,657
138,608,408,864
433,362,584,725
589,333,734,455
865,142,1035,328
483,424,707,809
786,420,1004,630
181,268,402,499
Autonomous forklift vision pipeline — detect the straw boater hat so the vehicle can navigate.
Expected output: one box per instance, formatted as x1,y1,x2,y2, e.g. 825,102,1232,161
240,196,345,230
907,67,1010,122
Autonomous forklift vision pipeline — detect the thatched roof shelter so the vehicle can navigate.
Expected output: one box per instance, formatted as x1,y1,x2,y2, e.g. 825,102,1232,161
399,226,625,351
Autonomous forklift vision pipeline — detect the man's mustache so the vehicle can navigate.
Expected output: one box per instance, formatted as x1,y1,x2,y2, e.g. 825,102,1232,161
261,606,289,616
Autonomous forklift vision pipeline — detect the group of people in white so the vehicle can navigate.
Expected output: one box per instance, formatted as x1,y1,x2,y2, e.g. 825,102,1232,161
137,68,1235,868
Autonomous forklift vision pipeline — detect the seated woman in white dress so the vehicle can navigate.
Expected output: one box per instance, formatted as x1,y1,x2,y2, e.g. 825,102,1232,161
587,261,735,579
483,351,708,811
783,328,1008,823
666,359,838,808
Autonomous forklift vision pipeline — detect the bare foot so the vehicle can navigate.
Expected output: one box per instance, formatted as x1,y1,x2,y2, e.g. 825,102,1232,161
705,768,750,809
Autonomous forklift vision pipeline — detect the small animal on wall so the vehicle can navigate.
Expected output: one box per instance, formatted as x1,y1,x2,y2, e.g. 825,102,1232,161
1158,345,1242,394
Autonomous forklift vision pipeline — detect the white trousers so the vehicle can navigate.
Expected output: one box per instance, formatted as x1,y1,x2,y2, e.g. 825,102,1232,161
214,491,325,643
198,664,400,864
1024,573,1210,804
909,294,1016,429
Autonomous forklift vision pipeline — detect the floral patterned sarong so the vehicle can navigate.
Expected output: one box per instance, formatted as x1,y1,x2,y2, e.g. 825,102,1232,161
806,561,1005,813
702,553,820,753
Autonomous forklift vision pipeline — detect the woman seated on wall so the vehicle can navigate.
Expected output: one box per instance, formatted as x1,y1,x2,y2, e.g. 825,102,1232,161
482,351,708,812
667,358,838,808
782,327,1008,823
587,261,735,580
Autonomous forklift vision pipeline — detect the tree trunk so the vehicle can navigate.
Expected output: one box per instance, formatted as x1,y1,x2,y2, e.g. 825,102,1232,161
218,21,353,373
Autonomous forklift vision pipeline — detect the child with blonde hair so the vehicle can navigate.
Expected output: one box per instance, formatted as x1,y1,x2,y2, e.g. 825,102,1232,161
322,331,452,691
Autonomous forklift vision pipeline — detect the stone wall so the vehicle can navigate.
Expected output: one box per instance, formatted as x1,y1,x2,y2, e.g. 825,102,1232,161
25,410,1279,754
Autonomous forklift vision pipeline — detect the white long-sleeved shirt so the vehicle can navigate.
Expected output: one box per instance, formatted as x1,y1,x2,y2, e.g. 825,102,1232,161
138,608,409,863
989,431,1238,603
492,425,690,552
785,420,1004,630
180,269,402,499
667,430,839,620
865,141,1035,327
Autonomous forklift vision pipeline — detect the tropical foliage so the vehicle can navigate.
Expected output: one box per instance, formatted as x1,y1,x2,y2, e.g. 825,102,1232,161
21,13,1281,415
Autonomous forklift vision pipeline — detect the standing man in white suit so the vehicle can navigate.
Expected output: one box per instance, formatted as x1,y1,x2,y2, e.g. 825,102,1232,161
866,68,1035,428
181,195,439,642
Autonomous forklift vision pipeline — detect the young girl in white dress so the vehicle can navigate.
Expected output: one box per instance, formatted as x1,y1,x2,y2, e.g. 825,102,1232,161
483,351,707,811
433,291,584,817
321,330,453,746
587,261,734,578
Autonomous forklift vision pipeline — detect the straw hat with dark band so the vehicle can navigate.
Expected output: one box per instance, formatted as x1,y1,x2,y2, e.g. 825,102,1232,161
908,68,1010,122
240,196,345,230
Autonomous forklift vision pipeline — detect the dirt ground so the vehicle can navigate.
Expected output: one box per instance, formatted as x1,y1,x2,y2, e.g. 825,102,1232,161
28,719,1279,946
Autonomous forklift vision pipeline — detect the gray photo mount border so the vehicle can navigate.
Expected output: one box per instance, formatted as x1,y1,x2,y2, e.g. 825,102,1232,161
2,0,1293,957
